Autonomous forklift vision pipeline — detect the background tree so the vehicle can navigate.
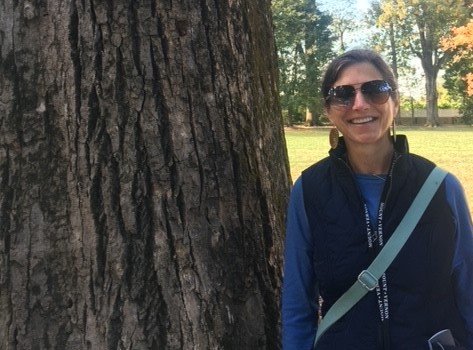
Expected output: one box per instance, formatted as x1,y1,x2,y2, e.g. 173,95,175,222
273,0,333,125
367,1,412,122
442,20,473,95
303,3,333,125
442,19,473,124
0,1,291,349
272,0,307,125
375,0,471,126
329,13,356,53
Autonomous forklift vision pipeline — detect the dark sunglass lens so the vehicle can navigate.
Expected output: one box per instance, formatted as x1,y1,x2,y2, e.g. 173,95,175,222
362,80,391,104
329,86,356,106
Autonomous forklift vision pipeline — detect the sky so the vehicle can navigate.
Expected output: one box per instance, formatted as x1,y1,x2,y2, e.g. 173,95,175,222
317,0,372,13
316,0,374,50
316,0,427,100
356,0,371,12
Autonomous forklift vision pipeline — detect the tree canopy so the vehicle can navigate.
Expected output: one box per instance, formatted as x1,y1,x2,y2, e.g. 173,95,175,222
370,0,472,125
272,0,333,125
442,20,473,96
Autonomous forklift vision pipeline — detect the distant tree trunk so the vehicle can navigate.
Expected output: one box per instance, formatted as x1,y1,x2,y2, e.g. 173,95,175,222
388,22,402,124
287,104,297,126
415,16,442,127
308,105,322,126
425,72,441,126
305,107,313,126
389,22,399,82
0,1,291,349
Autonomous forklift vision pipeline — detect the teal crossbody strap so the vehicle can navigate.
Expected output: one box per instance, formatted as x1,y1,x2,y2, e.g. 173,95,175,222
313,166,448,349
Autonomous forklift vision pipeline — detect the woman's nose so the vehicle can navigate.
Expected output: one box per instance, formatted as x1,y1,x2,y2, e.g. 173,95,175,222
351,90,370,110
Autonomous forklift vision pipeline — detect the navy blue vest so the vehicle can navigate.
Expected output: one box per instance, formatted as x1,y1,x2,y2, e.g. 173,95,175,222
302,136,466,349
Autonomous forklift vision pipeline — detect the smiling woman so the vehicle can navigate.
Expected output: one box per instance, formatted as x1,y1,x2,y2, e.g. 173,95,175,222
320,51,400,172
281,49,473,350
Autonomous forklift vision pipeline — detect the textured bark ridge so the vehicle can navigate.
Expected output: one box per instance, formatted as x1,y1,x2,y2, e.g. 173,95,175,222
0,1,290,349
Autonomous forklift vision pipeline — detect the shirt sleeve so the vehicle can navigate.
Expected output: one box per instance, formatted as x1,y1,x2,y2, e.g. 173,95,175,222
445,174,473,349
282,177,319,350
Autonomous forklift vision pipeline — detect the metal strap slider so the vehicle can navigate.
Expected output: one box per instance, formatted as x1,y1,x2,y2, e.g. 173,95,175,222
358,270,378,291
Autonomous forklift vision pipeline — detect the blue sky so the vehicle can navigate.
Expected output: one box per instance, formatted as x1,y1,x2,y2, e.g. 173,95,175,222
316,0,373,50
356,0,371,11
317,0,371,14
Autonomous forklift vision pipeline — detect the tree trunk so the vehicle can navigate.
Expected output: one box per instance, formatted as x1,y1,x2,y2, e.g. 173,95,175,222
0,1,291,349
304,107,313,126
388,22,402,124
425,72,441,126
416,16,441,127
418,51,441,127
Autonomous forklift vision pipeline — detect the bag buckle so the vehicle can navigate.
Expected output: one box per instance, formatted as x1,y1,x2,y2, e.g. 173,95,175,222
358,270,378,291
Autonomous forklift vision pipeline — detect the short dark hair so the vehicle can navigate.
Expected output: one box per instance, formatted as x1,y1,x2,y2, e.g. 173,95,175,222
321,49,399,108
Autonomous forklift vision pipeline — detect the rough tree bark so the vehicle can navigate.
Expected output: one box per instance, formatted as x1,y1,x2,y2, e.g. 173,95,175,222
0,0,291,349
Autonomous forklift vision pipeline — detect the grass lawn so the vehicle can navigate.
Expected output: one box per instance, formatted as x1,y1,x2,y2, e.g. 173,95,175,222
284,125,473,217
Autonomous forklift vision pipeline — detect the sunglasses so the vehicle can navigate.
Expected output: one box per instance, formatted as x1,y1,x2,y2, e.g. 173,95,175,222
326,80,393,109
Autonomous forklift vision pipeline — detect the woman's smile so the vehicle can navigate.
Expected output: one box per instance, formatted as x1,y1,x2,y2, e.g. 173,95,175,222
348,116,377,124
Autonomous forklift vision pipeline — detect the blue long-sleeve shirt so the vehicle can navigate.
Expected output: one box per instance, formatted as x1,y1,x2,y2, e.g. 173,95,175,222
282,173,473,350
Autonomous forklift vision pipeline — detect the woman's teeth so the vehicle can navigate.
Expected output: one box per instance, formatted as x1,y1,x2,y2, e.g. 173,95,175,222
351,117,375,124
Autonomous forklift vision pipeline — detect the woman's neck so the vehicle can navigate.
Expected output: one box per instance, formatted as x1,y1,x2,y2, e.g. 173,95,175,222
346,139,394,175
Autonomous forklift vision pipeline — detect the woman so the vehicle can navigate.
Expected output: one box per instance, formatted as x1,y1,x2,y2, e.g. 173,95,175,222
281,49,473,350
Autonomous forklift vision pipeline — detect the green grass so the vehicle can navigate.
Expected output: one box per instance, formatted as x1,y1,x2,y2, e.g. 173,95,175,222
284,126,473,217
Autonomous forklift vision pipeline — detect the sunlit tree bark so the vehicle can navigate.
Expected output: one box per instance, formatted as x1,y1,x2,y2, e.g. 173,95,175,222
0,1,291,349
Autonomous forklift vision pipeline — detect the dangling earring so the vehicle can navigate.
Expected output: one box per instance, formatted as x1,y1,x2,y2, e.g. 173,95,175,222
391,120,397,144
329,127,339,149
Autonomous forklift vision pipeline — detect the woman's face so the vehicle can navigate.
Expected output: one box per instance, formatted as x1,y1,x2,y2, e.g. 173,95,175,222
326,62,398,147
